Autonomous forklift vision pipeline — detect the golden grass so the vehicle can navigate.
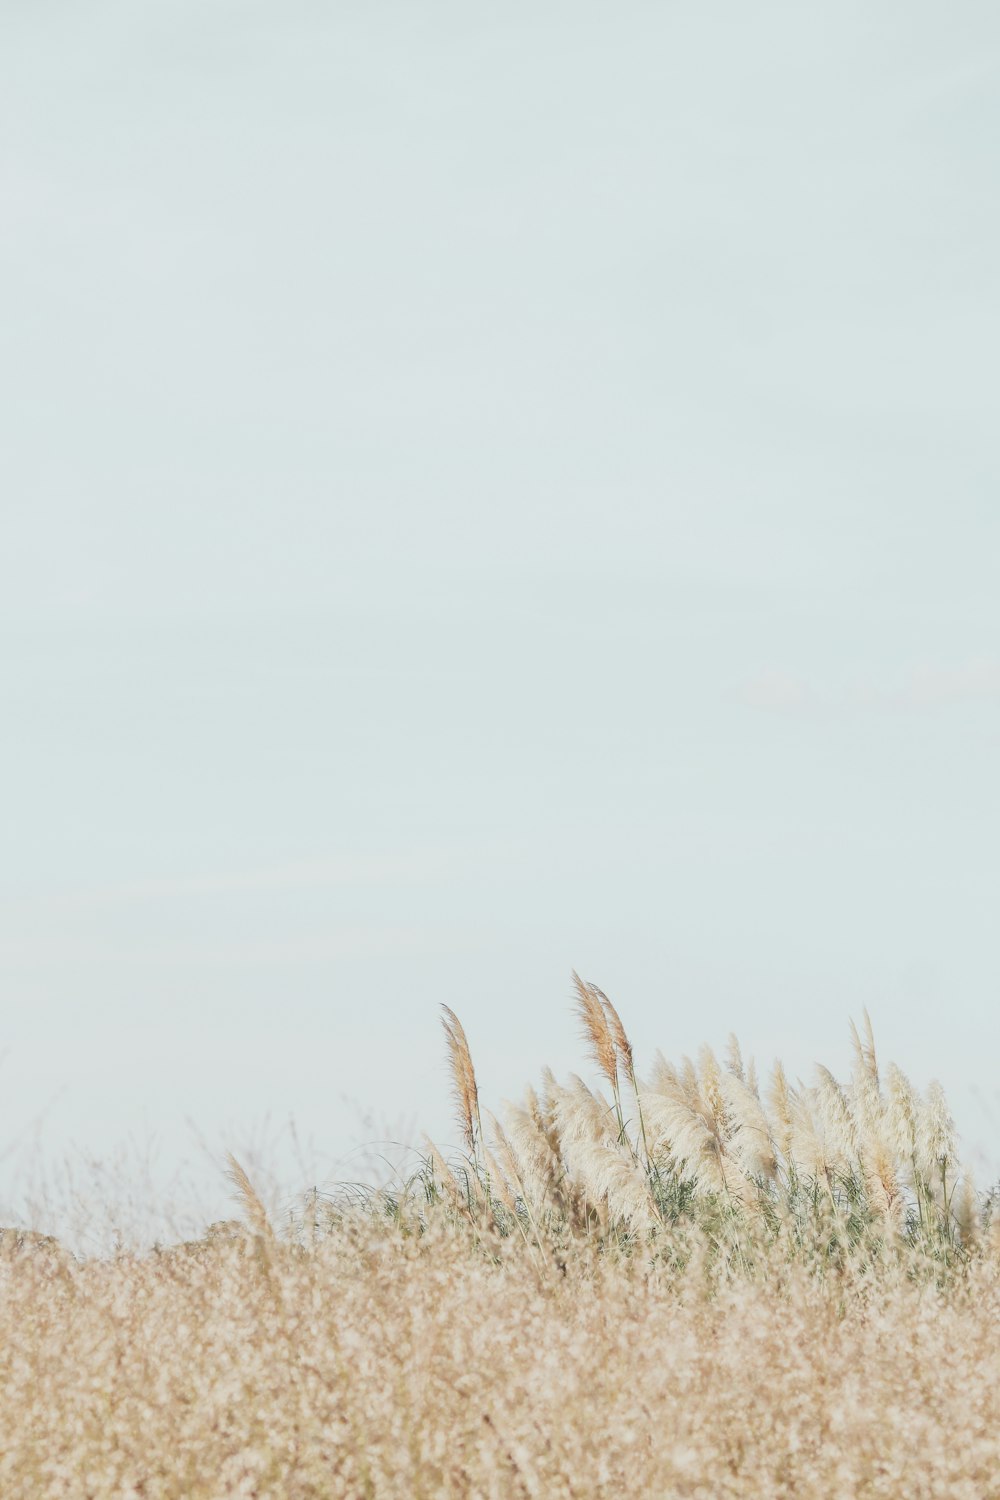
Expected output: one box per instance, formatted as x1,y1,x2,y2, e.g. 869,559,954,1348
2,979,998,1497
3,1219,1000,1497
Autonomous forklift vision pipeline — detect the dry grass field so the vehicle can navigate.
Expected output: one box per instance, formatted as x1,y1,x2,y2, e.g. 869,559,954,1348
3,978,998,1498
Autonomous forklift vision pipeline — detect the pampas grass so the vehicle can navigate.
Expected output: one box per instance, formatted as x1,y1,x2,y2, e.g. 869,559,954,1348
423,976,982,1276
224,1153,274,1242
1,973,996,1497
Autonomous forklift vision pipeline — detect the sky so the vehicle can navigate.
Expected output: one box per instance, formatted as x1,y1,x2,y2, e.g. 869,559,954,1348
2,2,999,1236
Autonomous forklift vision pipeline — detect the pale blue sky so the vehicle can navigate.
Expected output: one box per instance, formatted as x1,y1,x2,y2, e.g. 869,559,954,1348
2,2,999,1229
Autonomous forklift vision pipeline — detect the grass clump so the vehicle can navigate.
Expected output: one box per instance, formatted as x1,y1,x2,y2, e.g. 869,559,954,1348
385,979,985,1287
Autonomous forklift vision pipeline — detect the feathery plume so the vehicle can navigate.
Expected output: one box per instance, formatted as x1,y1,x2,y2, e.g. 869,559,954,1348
814,1065,859,1169
592,984,635,1085
530,1076,565,1163
642,1069,729,1194
864,1135,904,1228
885,1063,918,1167
592,984,652,1165
850,1012,884,1144
422,1135,466,1207
850,1010,879,1088
767,1061,795,1166
484,1118,522,1209
572,971,618,1090
649,1050,678,1093
440,1004,480,1152
788,1087,836,1184
917,1079,957,1188
225,1153,273,1240
720,1071,777,1183
953,1176,980,1250
697,1046,732,1144
504,1090,589,1228
724,1033,746,1084
567,1139,657,1232
549,1074,616,1149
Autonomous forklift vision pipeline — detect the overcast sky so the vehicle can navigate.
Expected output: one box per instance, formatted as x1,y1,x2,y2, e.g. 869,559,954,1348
3,2,999,1234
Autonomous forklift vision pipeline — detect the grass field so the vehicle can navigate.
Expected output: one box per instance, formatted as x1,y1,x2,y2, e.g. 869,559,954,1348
2,978,997,1498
